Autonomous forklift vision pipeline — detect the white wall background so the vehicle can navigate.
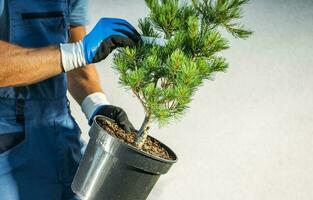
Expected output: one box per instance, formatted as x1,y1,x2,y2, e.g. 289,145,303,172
68,0,313,199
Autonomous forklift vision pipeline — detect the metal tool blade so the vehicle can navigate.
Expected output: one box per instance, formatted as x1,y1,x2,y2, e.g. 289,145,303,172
141,36,168,47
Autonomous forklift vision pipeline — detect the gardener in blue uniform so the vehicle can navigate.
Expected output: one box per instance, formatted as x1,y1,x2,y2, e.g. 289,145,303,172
0,0,139,199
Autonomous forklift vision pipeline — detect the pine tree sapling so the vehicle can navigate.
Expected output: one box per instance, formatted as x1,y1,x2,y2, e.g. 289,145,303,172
113,0,252,149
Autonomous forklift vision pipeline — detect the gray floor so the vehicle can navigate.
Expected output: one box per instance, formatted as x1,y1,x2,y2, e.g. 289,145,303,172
69,0,313,199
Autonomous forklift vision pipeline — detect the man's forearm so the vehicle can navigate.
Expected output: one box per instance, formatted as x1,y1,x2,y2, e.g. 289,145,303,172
67,26,110,122
67,26,103,104
68,64,111,122
0,18,140,88
67,65,103,104
0,40,63,87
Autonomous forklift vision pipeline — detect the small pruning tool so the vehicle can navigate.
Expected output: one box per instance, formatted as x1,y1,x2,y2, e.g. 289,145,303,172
140,36,168,47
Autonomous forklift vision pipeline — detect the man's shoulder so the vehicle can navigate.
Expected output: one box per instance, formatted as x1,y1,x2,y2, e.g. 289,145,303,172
70,0,89,26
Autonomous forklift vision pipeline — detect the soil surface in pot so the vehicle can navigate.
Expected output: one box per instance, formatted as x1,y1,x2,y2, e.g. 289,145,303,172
97,118,173,160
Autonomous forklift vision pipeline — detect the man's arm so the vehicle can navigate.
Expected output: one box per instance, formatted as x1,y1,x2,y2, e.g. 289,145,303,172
67,26,103,104
0,18,140,88
0,41,62,87
68,26,137,132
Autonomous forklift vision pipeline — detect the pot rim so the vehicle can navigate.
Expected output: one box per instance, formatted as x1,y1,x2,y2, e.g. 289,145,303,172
93,115,178,164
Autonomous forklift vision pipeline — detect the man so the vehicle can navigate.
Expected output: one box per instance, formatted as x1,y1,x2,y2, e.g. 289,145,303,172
0,0,139,199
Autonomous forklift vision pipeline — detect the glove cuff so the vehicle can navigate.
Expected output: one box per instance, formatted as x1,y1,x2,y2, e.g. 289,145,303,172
60,41,87,72
81,92,111,123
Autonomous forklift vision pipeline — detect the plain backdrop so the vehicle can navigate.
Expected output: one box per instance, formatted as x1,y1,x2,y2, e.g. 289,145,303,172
68,0,313,199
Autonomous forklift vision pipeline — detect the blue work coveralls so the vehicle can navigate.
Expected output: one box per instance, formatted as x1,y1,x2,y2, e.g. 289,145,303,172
0,0,83,199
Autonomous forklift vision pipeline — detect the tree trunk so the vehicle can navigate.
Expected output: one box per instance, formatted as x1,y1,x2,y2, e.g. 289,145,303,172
133,115,151,149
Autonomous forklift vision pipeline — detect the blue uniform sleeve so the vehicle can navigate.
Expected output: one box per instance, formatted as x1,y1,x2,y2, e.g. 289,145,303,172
70,0,89,26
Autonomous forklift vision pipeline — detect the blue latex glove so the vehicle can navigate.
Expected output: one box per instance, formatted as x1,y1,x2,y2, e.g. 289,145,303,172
83,18,141,64
60,18,140,72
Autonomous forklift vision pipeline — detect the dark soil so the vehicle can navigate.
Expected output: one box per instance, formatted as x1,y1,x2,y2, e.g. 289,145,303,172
97,117,173,160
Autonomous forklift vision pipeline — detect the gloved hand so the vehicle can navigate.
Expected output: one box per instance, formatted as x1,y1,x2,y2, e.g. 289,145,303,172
93,105,137,133
82,18,141,64
81,92,136,133
60,18,141,72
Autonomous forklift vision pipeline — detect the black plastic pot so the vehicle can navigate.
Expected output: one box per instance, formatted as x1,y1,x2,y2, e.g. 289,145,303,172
72,116,177,200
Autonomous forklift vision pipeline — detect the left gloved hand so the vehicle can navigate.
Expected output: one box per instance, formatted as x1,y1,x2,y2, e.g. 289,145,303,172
81,92,137,133
93,105,137,133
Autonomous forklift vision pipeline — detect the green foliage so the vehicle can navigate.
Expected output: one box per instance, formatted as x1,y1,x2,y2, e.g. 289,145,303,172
113,0,251,128
192,0,252,38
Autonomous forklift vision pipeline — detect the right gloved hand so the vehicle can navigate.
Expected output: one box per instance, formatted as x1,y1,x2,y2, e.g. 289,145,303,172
60,18,141,72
